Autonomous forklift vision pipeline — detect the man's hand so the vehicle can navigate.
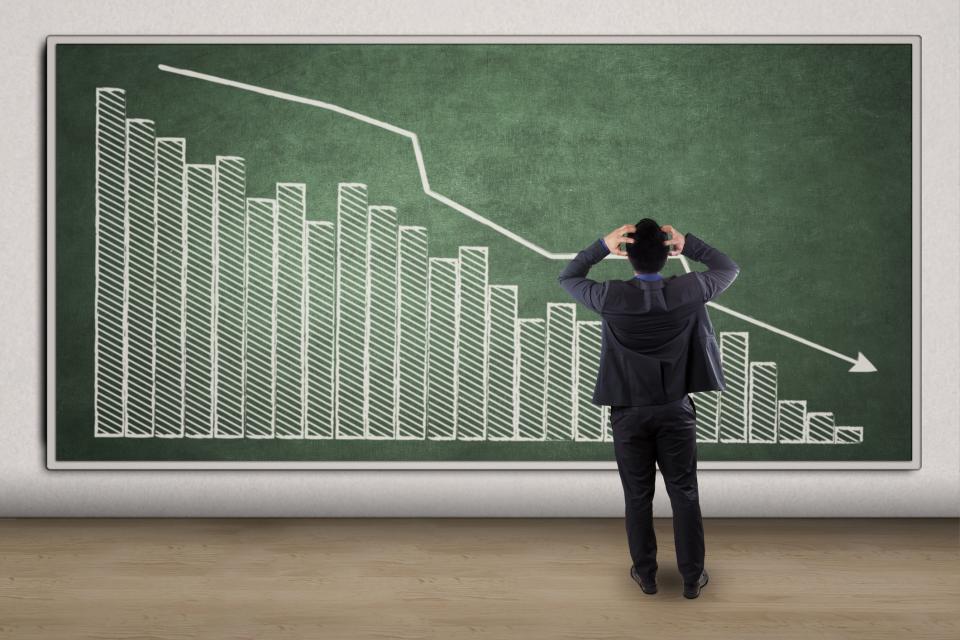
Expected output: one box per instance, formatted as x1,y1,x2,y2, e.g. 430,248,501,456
602,224,636,256
661,224,685,256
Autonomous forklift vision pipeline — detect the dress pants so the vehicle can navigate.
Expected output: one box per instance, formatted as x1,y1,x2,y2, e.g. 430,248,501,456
610,393,705,586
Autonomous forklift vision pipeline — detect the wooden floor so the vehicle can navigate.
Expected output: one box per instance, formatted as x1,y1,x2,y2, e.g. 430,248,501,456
0,518,957,639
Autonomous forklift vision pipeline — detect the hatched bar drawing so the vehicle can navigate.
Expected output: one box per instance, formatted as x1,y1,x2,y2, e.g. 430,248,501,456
154,137,186,438
243,198,278,439
124,118,156,437
89,87,866,450
304,221,336,439
275,183,306,438
487,285,519,441
545,303,577,441
748,362,778,443
94,87,127,437
214,156,246,438
718,331,749,443
456,247,489,441
693,391,721,443
366,206,400,439
396,226,429,439
806,412,836,444
835,426,864,444
575,321,604,442
516,318,547,441
183,164,216,438
426,258,459,440
334,183,369,439
777,400,807,443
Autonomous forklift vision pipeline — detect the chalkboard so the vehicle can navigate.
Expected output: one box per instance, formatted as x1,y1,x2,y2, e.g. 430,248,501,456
47,37,919,469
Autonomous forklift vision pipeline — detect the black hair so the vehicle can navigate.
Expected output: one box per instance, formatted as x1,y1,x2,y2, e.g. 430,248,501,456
626,218,669,274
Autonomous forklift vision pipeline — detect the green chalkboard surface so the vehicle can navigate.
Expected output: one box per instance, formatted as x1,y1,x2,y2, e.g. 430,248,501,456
48,38,918,468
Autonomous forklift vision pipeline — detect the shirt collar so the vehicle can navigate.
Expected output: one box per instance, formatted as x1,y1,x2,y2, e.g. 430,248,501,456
633,272,663,281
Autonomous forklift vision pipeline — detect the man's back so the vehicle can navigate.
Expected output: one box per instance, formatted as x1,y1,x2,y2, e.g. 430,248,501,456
559,221,738,597
558,232,740,407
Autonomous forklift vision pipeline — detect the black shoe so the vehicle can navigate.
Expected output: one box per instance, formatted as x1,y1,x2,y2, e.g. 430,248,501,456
630,565,658,594
683,569,709,599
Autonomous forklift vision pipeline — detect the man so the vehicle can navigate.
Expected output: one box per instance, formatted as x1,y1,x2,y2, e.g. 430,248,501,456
557,219,739,599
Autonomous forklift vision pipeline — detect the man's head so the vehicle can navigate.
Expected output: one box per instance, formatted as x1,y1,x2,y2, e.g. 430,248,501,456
626,218,669,274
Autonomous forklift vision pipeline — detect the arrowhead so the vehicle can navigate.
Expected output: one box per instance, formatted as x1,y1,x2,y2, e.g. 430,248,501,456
849,352,877,373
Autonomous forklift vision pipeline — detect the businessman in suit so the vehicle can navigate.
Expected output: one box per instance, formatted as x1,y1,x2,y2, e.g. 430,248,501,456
558,219,740,599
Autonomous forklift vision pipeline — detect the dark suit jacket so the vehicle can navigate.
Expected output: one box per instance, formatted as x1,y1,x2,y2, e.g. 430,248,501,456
558,233,740,407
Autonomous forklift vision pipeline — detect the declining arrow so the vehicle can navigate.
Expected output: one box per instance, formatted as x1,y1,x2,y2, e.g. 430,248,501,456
157,63,876,373
677,256,877,372
705,302,876,372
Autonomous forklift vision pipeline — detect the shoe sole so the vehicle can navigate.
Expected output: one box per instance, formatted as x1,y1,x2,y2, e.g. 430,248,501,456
683,572,709,599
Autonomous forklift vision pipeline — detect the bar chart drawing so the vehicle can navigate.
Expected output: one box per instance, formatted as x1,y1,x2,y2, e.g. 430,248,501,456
91,86,866,448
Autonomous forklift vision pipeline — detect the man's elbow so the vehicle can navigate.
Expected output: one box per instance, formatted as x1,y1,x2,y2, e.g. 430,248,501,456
727,265,741,287
724,265,741,292
726,258,741,278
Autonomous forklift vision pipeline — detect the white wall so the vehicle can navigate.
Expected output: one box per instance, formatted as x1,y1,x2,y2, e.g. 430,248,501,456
3,0,957,516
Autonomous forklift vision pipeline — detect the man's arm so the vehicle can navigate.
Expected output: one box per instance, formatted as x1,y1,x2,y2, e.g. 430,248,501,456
557,237,611,313
680,232,740,302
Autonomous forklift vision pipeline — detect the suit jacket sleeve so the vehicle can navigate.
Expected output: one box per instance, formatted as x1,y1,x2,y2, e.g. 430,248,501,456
557,238,610,313
681,232,741,302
